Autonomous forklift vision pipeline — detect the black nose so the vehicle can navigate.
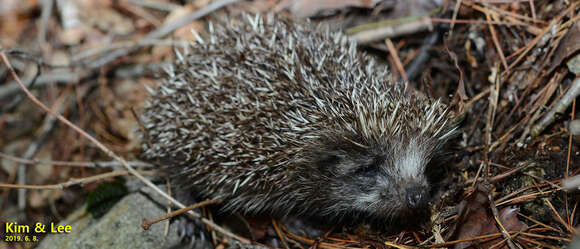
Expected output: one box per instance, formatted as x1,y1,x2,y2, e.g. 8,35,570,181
406,185,429,208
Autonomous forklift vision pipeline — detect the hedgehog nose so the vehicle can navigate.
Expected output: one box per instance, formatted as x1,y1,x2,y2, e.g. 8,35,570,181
406,185,428,208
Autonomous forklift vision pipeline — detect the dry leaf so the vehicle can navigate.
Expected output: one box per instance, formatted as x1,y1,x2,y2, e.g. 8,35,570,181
454,184,527,249
549,22,580,73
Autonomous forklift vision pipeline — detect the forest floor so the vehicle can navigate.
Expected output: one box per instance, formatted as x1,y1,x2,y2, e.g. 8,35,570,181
0,0,579,248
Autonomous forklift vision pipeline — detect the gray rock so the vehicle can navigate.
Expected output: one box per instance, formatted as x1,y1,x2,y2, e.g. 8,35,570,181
36,190,181,249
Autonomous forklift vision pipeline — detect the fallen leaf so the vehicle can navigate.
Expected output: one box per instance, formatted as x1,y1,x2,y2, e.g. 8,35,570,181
549,22,580,73
453,183,528,249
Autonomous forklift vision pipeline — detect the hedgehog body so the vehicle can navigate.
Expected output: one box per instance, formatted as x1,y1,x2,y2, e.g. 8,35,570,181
141,14,458,228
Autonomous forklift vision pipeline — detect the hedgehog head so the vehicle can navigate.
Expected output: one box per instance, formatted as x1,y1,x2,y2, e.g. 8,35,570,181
295,96,458,224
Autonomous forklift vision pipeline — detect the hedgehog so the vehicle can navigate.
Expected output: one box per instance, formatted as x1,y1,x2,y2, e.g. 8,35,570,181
140,13,459,231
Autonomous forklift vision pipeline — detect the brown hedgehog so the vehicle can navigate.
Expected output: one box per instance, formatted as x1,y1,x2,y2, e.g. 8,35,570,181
141,13,459,231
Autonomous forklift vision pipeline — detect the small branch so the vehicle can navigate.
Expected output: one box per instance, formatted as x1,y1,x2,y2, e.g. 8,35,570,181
431,18,532,27
484,64,500,175
464,1,545,25
17,89,69,210
125,0,181,12
484,9,508,70
0,70,84,100
529,0,536,21
272,219,291,249
565,99,576,179
0,170,156,190
449,0,463,36
0,61,41,115
38,0,54,46
142,199,221,230
543,196,575,234
385,39,407,82
488,194,518,249
0,152,153,168
0,62,167,100
531,76,580,137
350,17,433,44
71,39,188,63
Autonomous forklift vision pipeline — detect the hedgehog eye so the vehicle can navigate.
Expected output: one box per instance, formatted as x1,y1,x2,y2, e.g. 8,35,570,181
355,156,384,176
355,164,377,176
317,154,341,170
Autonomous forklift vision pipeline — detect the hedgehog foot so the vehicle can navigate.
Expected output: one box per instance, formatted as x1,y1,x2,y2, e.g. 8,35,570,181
175,215,213,249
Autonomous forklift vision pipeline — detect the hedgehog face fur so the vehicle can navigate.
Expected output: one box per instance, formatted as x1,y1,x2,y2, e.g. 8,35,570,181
141,14,459,229
306,137,440,219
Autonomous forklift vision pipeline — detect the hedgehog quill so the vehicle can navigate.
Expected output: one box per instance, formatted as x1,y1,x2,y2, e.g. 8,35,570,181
141,14,459,231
